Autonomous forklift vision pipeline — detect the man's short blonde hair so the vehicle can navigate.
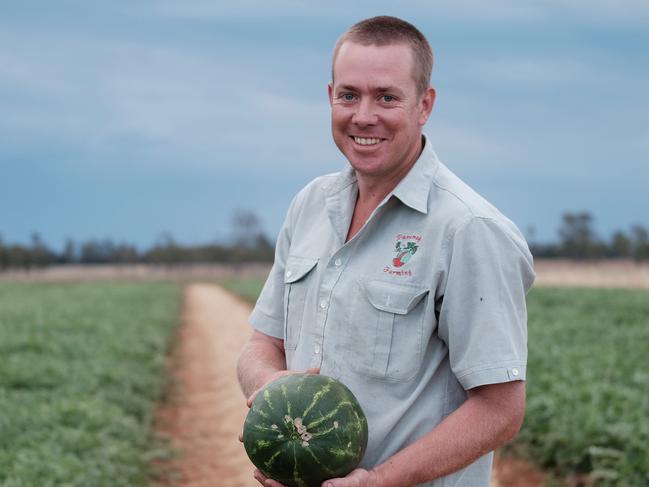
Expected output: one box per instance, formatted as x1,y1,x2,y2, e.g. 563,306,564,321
332,16,433,96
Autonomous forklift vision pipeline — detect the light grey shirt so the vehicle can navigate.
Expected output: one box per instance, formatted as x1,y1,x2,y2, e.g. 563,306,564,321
250,135,535,486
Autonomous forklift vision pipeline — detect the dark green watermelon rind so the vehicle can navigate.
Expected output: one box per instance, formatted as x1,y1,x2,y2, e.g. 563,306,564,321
243,374,368,487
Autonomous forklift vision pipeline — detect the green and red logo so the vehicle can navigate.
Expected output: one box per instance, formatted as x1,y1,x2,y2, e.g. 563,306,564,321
393,240,419,267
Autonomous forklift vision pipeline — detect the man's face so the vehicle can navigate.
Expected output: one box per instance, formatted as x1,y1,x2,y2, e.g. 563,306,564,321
328,41,435,180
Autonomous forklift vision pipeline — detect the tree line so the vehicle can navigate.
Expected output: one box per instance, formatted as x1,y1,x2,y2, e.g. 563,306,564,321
0,210,275,271
529,212,649,260
1,211,648,271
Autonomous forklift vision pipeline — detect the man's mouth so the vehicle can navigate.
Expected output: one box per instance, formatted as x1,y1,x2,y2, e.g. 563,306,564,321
352,136,383,146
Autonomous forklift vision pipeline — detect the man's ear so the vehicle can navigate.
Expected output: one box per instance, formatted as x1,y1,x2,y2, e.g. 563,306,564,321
328,83,334,107
418,87,436,126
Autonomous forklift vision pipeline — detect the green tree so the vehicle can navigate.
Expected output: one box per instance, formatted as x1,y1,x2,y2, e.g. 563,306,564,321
0,234,7,270
62,238,76,264
558,212,603,259
610,230,632,258
631,225,649,261
31,232,53,267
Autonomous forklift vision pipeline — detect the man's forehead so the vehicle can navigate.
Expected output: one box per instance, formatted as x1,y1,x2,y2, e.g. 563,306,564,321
336,40,414,59
332,42,415,90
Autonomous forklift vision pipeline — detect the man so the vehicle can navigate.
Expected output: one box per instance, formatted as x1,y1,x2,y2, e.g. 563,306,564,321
238,16,535,487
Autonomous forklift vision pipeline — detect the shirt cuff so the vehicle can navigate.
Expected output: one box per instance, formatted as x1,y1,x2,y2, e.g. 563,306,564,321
249,306,284,340
455,362,526,390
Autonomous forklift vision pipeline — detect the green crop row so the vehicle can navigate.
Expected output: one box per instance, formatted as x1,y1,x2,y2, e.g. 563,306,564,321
0,281,181,487
218,277,266,305
517,287,649,486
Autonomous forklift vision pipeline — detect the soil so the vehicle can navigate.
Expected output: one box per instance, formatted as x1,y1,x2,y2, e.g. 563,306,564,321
154,284,257,487
153,283,547,487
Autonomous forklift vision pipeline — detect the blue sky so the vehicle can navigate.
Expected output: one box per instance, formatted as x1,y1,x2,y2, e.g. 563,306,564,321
1,1,648,250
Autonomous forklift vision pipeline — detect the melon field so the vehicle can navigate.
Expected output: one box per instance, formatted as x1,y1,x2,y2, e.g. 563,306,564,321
1,275,648,486
0,281,181,486
520,287,649,485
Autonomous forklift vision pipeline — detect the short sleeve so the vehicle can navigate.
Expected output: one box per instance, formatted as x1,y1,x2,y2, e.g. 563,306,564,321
248,196,299,339
438,217,535,390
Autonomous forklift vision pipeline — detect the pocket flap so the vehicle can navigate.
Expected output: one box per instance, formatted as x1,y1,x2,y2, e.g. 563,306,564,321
361,280,429,315
284,256,318,284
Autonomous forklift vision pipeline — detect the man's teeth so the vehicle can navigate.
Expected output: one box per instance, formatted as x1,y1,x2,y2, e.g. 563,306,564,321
354,137,381,146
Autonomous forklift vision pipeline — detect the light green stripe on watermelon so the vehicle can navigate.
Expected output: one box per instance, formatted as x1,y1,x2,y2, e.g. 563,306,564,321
303,445,336,476
252,407,270,419
328,447,355,458
264,450,282,471
306,401,354,429
281,383,294,419
292,443,308,487
263,388,276,412
301,381,332,420
252,423,279,434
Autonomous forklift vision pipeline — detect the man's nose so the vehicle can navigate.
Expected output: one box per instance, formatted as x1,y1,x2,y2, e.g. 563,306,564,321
351,99,377,126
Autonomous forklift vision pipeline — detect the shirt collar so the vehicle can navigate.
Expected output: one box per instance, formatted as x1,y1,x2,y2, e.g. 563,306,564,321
323,133,438,215
391,134,438,214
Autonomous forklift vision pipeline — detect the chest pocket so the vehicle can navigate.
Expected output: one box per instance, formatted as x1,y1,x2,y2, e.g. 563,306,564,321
348,279,429,381
283,256,318,350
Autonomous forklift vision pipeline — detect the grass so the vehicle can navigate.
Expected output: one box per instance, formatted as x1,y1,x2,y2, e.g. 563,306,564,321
3,276,645,486
517,287,649,486
221,278,649,486
0,281,182,487
218,277,266,304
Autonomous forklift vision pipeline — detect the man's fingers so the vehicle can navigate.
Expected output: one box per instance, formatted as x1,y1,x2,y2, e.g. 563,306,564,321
253,469,288,487
246,389,259,408
305,367,321,375
238,427,243,443
253,469,266,485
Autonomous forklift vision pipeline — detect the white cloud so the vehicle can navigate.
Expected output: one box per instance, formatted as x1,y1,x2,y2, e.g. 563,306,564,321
461,57,596,86
545,0,649,24
144,0,649,25
0,29,336,170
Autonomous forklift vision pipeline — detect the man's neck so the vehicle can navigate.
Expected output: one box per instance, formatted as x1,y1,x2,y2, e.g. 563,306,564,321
345,136,424,242
355,136,424,209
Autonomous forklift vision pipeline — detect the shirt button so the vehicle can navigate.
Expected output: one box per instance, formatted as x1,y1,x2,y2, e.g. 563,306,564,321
314,345,320,354
511,368,520,376
334,258,342,267
319,300,327,309
286,270,292,278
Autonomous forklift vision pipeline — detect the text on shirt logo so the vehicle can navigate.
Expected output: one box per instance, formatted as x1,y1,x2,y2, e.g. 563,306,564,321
383,233,421,276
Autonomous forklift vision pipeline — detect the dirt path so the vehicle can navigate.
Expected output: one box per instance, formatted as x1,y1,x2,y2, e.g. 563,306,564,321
155,283,257,487
155,283,544,487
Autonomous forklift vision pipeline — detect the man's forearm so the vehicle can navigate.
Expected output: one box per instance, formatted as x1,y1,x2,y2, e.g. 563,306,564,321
237,331,287,399
371,381,526,487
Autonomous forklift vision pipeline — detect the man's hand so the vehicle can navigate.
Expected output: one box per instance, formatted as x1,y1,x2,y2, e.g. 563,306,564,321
322,468,377,487
253,468,287,486
251,468,377,487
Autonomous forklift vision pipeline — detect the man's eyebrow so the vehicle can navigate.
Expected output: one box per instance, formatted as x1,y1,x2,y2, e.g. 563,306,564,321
336,84,359,92
335,84,405,95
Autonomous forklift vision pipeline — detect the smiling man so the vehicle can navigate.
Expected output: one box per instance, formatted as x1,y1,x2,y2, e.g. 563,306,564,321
238,16,535,487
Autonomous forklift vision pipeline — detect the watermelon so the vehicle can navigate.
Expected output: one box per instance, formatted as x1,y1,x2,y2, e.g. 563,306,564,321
243,373,368,487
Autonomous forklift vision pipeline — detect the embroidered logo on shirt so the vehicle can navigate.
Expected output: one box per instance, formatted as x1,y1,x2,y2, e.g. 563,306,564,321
384,233,421,276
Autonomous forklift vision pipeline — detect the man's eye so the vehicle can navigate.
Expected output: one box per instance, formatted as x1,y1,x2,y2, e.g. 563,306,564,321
342,93,355,101
382,95,395,102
